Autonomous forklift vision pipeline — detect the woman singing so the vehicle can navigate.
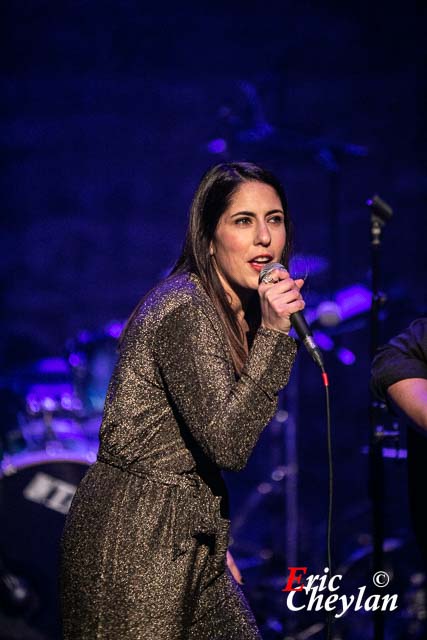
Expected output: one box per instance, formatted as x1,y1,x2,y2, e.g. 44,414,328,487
61,162,305,639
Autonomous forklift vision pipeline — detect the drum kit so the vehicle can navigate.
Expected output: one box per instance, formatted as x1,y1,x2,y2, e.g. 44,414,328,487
0,322,121,639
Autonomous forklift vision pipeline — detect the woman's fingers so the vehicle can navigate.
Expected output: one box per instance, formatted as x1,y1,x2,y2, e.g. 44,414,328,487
259,267,304,289
258,267,288,286
226,550,244,585
258,269,306,333
271,289,305,307
278,298,306,313
262,278,303,301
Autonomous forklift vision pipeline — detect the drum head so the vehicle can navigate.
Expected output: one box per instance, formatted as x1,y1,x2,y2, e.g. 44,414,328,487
0,453,93,639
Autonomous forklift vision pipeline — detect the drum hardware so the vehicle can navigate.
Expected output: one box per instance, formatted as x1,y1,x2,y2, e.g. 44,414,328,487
5,412,91,461
78,414,102,443
26,392,83,420
0,388,29,458
66,322,121,416
0,558,33,614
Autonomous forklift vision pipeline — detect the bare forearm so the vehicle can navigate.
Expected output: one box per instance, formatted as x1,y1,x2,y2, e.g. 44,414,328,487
388,378,427,432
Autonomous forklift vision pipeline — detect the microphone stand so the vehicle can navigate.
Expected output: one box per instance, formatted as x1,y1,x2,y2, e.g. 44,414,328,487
367,195,393,640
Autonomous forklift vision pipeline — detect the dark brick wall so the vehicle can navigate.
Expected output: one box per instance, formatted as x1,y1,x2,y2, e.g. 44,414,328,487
2,3,425,358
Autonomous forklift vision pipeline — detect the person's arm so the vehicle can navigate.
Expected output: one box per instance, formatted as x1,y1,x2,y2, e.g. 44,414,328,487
154,302,297,472
371,319,427,432
387,378,427,432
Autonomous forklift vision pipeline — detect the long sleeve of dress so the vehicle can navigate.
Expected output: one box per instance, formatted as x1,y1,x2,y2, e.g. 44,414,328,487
154,301,297,472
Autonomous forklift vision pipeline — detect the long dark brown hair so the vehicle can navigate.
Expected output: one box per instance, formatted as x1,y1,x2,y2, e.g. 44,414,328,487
170,162,293,373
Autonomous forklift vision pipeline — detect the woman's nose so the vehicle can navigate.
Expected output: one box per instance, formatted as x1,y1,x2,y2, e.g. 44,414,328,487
254,221,271,245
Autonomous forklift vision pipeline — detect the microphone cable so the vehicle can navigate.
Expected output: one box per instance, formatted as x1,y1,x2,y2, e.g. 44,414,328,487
258,262,334,635
321,365,334,640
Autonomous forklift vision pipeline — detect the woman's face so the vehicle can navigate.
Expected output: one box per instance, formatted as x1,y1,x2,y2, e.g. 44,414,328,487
211,181,286,304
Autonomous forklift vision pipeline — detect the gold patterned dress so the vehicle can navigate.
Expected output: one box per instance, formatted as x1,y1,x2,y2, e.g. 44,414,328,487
60,272,297,639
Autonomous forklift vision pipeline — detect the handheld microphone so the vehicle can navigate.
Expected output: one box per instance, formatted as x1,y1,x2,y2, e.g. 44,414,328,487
259,263,324,369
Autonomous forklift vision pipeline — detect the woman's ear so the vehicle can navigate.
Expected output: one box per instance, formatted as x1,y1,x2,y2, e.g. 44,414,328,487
209,241,214,256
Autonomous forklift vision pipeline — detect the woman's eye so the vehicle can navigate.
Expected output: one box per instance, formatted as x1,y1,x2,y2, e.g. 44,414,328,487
235,217,251,225
269,215,284,224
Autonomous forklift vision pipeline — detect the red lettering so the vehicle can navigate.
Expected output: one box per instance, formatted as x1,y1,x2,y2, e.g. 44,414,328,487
282,567,308,592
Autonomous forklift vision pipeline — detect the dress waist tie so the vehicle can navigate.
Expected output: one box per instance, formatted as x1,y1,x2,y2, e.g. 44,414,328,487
96,453,229,564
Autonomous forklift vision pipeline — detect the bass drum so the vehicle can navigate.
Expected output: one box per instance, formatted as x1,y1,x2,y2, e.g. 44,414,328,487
0,447,96,640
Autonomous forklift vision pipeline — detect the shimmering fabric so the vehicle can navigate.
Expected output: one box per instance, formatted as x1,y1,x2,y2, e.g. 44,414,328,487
60,273,297,639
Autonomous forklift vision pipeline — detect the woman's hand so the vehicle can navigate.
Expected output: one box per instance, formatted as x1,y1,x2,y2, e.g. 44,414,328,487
226,550,244,585
258,267,305,335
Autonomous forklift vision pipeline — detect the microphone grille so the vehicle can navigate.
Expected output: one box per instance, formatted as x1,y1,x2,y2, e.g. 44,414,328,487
259,262,285,284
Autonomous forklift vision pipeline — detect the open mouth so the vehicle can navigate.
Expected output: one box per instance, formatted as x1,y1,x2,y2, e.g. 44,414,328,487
248,255,273,272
